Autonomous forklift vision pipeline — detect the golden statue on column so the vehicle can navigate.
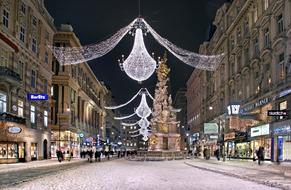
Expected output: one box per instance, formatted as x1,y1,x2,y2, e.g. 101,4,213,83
148,53,181,151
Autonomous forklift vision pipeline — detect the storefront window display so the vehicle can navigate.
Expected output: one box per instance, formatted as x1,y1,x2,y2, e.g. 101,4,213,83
0,143,18,159
0,144,7,158
51,131,80,158
18,143,25,159
235,142,252,158
278,136,291,161
225,141,235,157
251,138,271,159
31,143,37,160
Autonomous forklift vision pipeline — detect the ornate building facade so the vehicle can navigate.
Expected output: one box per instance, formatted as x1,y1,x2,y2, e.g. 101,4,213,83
187,0,291,161
0,0,55,163
50,24,108,157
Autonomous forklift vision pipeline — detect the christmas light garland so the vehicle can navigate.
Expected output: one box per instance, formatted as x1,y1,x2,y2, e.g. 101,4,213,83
49,19,137,65
142,18,224,71
50,17,224,80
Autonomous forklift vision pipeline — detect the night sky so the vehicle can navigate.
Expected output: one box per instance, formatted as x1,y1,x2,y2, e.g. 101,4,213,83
44,0,226,113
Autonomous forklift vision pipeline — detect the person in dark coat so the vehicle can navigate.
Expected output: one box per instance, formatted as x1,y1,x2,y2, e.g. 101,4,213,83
56,150,61,162
215,148,220,161
96,149,101,162
88,150,93,163
257,146,265,165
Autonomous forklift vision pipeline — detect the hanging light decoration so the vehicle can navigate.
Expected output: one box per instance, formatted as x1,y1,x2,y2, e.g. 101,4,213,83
50,17,224,80
119,28,156,82
135,93,152,118
142,18,224,71
138,117,150,128
49,19,137,65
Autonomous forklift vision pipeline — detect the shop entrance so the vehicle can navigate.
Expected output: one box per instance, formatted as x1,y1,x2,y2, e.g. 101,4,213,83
18,142,26,162
31,143,37,161
43,140,48,159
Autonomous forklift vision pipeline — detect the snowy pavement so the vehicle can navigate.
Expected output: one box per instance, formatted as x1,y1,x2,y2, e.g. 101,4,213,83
2,159,281,190
185,159,291,190
0,158,86,174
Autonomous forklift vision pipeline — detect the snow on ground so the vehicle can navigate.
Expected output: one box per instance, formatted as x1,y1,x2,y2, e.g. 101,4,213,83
5,159,279,190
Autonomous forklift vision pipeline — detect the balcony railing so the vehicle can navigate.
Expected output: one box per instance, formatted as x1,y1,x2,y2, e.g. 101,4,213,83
0,112,26,124
0,66,21,85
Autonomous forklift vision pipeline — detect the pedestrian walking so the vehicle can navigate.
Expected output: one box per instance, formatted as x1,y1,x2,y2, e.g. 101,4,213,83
256,146,265,165
88,150,93,163
215,148,220,161
56,150,62,162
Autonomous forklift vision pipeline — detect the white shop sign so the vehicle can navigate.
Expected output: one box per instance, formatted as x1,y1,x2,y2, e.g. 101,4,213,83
204,123,218,134
251,124,270,137
8,126,22,134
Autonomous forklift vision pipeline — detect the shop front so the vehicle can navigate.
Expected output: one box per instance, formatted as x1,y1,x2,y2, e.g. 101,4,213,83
224,131,251,159
250,124,272,160
224,132,235,158
51,130,80,158
272,119,291,162
0,113,50,163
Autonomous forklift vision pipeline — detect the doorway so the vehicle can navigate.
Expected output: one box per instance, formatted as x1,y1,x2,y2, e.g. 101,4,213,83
43,139,48,159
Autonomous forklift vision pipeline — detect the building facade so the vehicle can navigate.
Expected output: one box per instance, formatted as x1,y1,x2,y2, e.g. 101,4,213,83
187,0,291,161
120,119,142,151
50,24,108,158
173,88,188,150
0,0,55,163
105,91,122,146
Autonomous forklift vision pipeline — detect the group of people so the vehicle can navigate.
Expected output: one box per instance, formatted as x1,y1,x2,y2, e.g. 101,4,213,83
56,150,73,162
80,149,106,163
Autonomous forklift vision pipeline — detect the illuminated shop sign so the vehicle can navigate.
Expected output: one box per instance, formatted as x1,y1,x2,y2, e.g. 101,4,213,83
251,124,270,137
224,132,235,140
273,125,291,135
27,93,48,101
8,126,22,134
227,104,240,115
278,88,291,98
268,110,288,117
204,123,218,134
209,135,218,139
240,97,270,113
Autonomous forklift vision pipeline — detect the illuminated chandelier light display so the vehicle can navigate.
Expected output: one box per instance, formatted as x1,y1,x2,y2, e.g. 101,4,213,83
112,92,152,120
105,88,153,141
119,28,156,82
50,18,224,81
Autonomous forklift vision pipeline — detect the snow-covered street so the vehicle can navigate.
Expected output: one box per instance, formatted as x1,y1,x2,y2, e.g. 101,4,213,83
2,159,281,190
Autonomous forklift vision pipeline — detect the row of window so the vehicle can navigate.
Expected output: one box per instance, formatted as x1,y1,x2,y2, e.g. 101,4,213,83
2,5,50,63
0,92,48,127
230,12,284,51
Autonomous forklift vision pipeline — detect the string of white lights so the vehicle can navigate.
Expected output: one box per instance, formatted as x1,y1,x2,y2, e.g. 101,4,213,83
105,88,153,110
49,19,137,65
121,121,139,126
144,88,154,100
104,89,142,110
114,112,136,120
142,18,224,71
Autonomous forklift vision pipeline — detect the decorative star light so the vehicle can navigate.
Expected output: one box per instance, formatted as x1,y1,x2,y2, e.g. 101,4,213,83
50,17,224,82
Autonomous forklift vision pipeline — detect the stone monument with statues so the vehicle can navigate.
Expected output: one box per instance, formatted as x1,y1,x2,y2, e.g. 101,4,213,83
148,53,181,152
